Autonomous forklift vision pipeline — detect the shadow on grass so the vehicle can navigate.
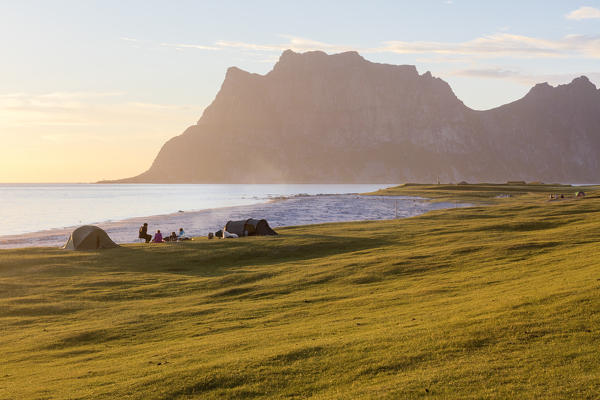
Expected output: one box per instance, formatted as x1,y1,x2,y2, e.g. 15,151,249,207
79,234,396,278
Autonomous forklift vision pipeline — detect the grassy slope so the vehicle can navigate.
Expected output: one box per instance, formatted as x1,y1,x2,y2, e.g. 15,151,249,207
1,184,600,399
367,182,599,204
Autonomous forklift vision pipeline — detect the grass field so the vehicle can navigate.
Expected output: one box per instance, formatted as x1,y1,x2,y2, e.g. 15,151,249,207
1,184,599,399
367,182,596,203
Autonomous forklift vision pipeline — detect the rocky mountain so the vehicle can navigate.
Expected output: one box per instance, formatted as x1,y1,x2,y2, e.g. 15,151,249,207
109,50,600,183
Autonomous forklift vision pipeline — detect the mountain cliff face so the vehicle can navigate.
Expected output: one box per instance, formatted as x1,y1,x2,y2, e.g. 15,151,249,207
113,50,600,183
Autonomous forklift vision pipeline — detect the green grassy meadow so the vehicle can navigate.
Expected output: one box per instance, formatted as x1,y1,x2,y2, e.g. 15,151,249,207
1,184,599,399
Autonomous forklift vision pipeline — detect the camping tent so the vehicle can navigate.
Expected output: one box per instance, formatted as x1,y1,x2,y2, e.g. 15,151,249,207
63,225,119,250
224,219,277,237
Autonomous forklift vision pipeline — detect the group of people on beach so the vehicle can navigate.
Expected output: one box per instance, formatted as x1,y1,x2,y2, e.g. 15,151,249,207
138,222,190,243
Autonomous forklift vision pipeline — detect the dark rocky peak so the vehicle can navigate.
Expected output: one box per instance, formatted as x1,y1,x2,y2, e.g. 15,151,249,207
220,66,264,91
277,49,365,65
497,75,600,119
224,66,267,82
557,77,600,108
417,70,462,105
225,66,248,78
273,49,420,76
567,75,596,90
525,82,553,97
524,76,598,100
209,50,464,120
270,49,368,77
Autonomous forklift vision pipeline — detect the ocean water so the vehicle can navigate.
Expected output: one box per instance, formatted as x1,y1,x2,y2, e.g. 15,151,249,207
0,184,392,236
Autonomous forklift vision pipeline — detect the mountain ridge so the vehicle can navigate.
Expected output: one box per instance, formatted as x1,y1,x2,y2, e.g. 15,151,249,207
104,50,600,184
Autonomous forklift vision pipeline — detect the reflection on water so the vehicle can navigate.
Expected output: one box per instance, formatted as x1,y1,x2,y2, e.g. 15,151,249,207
0,184,393,235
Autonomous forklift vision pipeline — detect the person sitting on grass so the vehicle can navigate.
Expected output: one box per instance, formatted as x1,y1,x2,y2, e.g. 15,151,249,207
152,230,163,243
138,223,152,243
178,228,191,241
163,232,177,242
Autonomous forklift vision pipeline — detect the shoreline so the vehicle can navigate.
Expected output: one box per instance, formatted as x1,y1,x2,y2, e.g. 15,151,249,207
0,193,465,249
0,197,285,249
0,183,395,238
0,192,362,243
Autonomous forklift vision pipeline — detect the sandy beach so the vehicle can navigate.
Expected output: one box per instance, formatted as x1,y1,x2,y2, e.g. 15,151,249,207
0,194,465,249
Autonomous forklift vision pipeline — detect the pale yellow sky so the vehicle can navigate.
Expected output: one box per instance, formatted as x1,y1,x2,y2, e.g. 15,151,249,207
0,92,203,182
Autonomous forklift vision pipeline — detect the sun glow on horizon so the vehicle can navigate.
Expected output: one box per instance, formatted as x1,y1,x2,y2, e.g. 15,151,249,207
0,93,203,182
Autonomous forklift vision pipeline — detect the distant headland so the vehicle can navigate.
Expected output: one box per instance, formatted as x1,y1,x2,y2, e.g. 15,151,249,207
102,50,600,184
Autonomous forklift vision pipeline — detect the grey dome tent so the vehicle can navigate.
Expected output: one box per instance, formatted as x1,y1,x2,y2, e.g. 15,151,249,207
224,219,277,237
63,225,119,250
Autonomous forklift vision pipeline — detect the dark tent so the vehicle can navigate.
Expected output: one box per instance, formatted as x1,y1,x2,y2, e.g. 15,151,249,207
63,225,119,250
224,219,278,237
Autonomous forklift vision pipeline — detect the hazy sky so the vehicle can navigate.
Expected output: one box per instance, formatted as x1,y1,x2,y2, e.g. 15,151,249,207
1,1,599,182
